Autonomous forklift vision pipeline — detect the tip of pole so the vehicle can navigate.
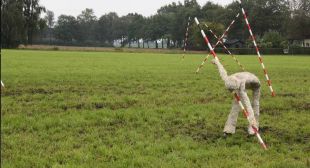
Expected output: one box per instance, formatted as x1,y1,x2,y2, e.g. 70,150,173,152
271,92,276,97
194,17,199,25
262,143,268,150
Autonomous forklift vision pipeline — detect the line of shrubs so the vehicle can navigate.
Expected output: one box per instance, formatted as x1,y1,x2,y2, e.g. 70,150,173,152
214,48,310,55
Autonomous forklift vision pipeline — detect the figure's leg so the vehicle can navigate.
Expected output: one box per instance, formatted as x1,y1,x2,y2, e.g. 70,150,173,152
238,89,258,135
252,87,261,128
223,99,240,134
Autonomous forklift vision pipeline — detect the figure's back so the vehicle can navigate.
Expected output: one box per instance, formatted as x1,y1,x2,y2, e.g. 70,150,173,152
232,72,260,89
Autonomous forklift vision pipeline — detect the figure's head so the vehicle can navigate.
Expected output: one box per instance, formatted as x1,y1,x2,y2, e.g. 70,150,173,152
211,58,220,65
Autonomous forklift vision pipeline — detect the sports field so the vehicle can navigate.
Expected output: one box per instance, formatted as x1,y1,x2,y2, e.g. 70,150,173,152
1,50,309,167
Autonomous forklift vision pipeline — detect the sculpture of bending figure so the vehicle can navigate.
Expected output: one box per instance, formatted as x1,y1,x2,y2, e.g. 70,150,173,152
211,58,261,135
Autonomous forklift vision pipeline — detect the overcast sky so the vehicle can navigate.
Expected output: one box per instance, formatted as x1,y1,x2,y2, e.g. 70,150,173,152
40,0,234,18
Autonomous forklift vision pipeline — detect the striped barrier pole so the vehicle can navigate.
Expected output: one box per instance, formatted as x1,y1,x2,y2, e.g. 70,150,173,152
196,55,212,73
195,17,267,150
204,23,245,71
1,80,4,88
234,92,268,150
182,17,191,60
196,13,240,73
194,17,218,60
237,0,275,97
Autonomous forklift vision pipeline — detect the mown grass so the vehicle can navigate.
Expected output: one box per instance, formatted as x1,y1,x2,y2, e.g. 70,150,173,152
1,50,310,168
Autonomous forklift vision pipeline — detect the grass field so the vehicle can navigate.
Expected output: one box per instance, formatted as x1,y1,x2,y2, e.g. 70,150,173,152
1,50,310,168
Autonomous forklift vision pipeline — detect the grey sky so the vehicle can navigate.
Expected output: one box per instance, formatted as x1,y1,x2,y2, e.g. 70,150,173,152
40,0,234,18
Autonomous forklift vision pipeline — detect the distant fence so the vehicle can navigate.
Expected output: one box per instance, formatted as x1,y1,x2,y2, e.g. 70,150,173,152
214,48,310,55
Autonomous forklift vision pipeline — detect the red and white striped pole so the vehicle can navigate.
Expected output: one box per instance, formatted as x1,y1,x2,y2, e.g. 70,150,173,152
183,17,191,60
234,92,268,150
194,17,218,60
195,17,267,150
237,0,275,97
196,13,240,73
204,23,245,71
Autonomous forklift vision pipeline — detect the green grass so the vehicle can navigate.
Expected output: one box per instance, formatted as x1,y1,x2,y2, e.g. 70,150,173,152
1,50,310,168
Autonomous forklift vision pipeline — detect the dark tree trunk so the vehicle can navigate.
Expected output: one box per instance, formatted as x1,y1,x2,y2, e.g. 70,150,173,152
167,38,170,48
161,38,164,48
49,28,52,45
142,39,145,48
177,40,181,48
28,29,33,45
155,40,158,49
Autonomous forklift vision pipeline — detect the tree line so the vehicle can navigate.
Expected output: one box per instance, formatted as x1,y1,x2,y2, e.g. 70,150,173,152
1,0,310,49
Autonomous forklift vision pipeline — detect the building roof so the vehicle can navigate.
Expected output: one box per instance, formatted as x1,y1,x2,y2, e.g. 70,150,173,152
224,39,245,45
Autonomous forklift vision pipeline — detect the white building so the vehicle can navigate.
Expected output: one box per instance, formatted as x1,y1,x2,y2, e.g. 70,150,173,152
302,39,310,47
290,38,310,48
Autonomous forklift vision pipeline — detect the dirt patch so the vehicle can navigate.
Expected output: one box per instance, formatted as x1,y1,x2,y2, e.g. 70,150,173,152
193,97,215,104
60,103,86,111
277,93,298,98
260,108,285,116
58,99,137,111
30,88,52,94
105,99,138,110
3,88,63,96
165,118,222,142
260,126,309,145
1,89,23,96
93,102,105,109
292,103,310,111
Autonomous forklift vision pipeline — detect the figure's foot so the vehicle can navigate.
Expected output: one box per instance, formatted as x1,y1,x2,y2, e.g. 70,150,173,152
223,132,233,138
223,126,236,135
248,126,259,135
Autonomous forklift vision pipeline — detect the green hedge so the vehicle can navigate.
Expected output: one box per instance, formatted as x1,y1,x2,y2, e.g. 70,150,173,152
214,48,310,55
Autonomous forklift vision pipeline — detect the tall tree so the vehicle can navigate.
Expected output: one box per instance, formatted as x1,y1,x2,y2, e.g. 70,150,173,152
249,0,290,36
188,21,225,50
120,13,145,48
223,0,290,42
148,14,168,48
96,12,120,46
44,10,55,44
54,15,78,43
76,8,97,43
288,0,310,39
23,0,46,45
157,0,201,48
1,0,25,48
201,1,226,23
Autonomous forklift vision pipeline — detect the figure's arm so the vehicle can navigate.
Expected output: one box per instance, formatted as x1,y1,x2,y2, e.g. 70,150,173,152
212,59,228,82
